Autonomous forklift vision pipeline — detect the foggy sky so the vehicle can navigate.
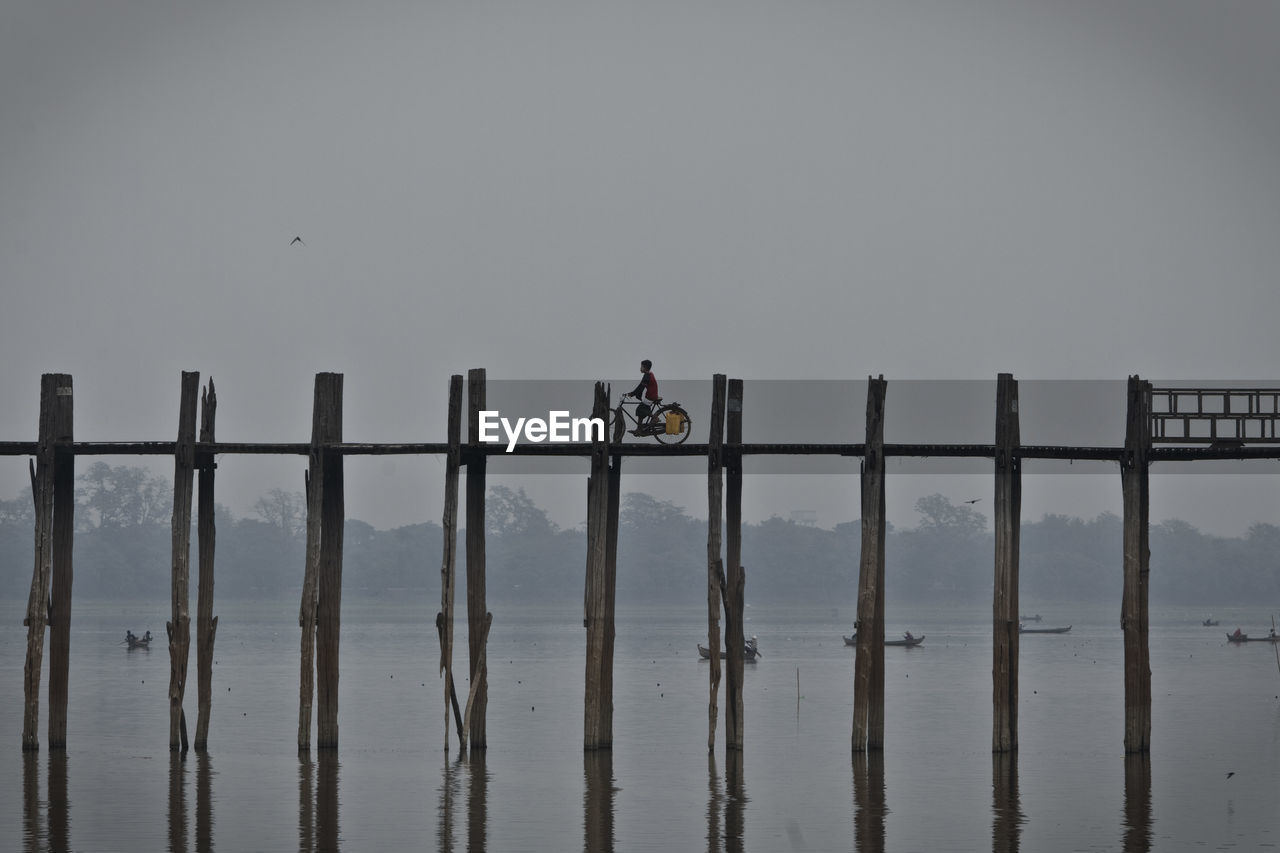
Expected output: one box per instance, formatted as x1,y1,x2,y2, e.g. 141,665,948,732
3,1,1280,534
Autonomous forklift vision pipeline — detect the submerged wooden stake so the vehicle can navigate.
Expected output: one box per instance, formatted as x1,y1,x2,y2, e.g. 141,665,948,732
854,376,887,753
46,375,74,749
315,374,344,749
1121,375,1152,753
168,371,199,752
724,379,745,750
22,374,69,751
584,382,613,749
992,373,1020,753
705,374,727,752
439,375,463,750
195,379,218,751
465,368,488,749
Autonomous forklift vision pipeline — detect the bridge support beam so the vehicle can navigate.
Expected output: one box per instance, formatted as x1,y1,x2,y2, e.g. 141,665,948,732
1122,376,1152,753
992,374,1021,753
853,376,887,752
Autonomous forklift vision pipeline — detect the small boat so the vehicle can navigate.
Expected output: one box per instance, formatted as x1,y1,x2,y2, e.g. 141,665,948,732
1227,630,1280,643
843,632,925,648
1020,614,1043,623
697,637,760,661
1202,619,1219,627
125,630,153,650
1019,624,1071,634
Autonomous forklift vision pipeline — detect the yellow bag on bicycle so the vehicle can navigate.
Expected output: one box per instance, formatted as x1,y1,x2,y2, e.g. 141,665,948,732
665,411,684,435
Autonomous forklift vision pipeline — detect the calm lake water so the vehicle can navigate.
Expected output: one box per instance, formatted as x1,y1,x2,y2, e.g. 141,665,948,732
3,598,1279,851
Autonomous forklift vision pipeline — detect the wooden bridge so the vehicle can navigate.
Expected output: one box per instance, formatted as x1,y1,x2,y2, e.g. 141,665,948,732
8,371,1280,757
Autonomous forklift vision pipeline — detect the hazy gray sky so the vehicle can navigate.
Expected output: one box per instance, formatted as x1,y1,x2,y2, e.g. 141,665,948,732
3,1,1280,533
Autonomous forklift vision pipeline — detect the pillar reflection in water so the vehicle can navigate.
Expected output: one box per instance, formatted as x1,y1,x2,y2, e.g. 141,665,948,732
298,752,340,853
1123,753,1152,853
298,754,313,853
466,749,488,852
437,753,461,853
316,751,339,852
583,749,616,853
706,754,721,853
49,751,69,853
853,751,886,853
169,753,187,853
195,752,213,853
706,752,747,852
992,752,1024,853
23,751,40,853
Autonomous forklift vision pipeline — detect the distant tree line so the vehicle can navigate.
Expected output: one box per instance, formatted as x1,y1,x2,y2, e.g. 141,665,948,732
1,463,1277,607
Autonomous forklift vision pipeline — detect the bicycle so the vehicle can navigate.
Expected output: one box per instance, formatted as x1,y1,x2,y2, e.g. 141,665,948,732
610,396,693,444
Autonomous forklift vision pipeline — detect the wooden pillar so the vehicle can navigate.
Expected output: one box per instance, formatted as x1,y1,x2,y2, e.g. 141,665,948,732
298,379,326,750
1121,375,1152,753
992,373,1020,753
465,368,489,749
724,379,745,750
603,400,621,742
23,374,70,750
168,370,199,751
584,382,612,749
195,379,219,751
705,374,727,752
438,375,465,749
47,375,74,749
853,376,887,752
315,373,344,749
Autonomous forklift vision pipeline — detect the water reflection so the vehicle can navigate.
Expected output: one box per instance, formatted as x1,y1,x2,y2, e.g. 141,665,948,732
195,753,213,853
706,754,721,853
992,752,1024,852
298,752,340,852
48,752,69,852
706,752,747,852
437,753,461,853
852,751,886,853
1123,754,1152,853
467,750,488,852
583,750,616,853
169,753,187,853
22,751,39,853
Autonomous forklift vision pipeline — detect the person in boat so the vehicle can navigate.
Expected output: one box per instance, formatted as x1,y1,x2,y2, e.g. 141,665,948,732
143,630,152,642
903,631,915,642
626,359,660,426
126,630,136,644
1232,628,1244,640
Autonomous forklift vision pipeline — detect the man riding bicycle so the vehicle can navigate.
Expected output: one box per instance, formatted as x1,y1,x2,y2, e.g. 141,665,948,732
626,360,660,425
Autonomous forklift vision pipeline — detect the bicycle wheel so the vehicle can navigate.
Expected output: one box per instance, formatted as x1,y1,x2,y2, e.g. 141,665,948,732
654,405,692,445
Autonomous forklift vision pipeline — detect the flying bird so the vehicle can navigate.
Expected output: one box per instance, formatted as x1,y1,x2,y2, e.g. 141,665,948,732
964,498,981,504
290,236,305,246
1227,772,1235,779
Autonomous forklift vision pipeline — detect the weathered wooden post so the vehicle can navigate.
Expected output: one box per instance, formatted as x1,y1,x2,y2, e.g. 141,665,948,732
705,374,727,751
315,373,344,749
23,375,66,750
724,379,745,750
465,368,489,749
584,382,615,749
298,380,325,750
1121,375,1152,753
603,384,621,743
992,373,1020,753
195,379,219,751
46,375,74,749
168,370,199,751
438,375,465,749
853,376,887,752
